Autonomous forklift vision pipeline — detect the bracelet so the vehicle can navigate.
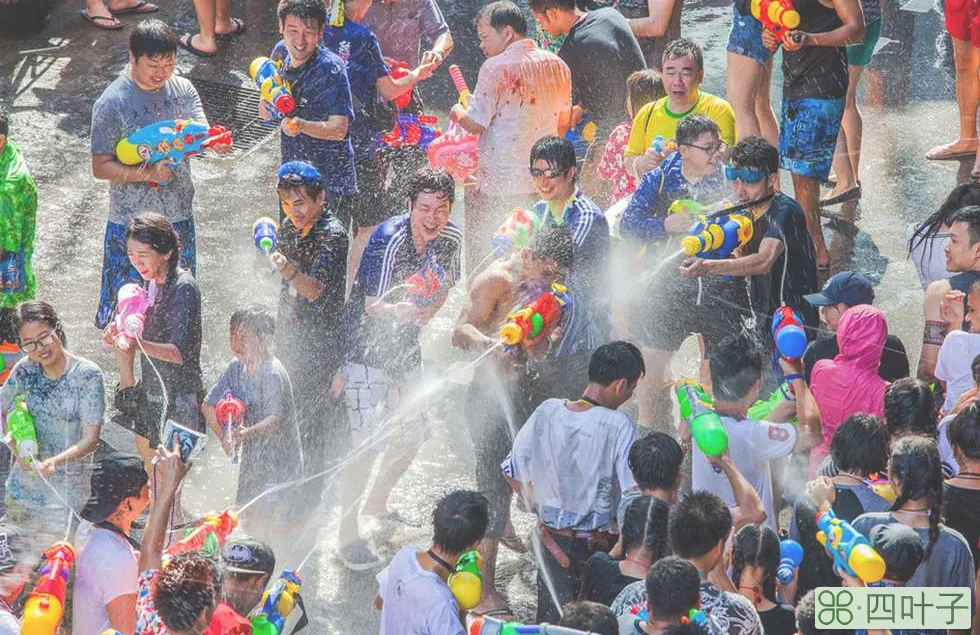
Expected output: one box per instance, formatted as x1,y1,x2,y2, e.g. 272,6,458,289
784,373,803,383
284,266,299,282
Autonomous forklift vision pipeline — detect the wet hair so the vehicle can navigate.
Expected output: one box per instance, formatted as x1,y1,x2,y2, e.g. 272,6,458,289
126,213,181,275
528,0,576,12
626,69,665,115
229,306,276,338
621,495,670,559
730,136,780,176
628,432,683,492
830,414,890,477
558,601,618,635
277,0,327,27
432,490,489,554
277,173,324,203
948,402,980,459
588,341,645,386
0,111,8,137
129,19,177,60
668,491,732,559
676,115,720,148
888,436,943,559
529,135,577,176
909,183,980,265
406,167,456,207
153,552,221,631
949,205,980,245
731,524,780,605
662,37,703,73
13,301,67,348
884,378,938,439
709,334,762,402
528,227,574,270
645,556,700,619
475,1,528,36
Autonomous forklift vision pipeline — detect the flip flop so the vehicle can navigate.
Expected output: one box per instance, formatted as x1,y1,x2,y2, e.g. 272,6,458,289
216,17,246,39
819,185,861,207
79,10,124,30
110,0,158,15
925,146,977,161
178,33,216,58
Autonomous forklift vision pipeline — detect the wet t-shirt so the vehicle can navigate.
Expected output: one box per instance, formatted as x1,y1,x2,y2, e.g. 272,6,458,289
271,42,357,196
782,0,848,99
361,0,450,67
377,546,464,635
141,271,202,395
90,74,205,224
205,356,302,504
943,483,980,574
203,602,251,635
341,213,461,378
323,19,391,159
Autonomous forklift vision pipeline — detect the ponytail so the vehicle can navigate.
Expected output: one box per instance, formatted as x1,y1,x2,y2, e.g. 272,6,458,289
888,436,943,560
731,524,780,604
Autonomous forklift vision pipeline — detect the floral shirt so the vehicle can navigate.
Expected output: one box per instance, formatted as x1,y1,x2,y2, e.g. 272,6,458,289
598,122,635,203
136,569,168,635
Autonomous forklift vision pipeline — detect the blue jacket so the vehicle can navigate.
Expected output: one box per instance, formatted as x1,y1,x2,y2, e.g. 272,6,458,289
620,151,690,243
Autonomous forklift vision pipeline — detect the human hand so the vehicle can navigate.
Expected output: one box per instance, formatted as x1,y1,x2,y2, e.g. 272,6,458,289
211,141,231,156
761,29,780,51
151,446,188,497
679,257,708,278
391,301,420,322
229,425,248,442
664,212,693,234
941,290,966,331
413,61,436,81
635,149,665,177
837,567,865,588
807,476,836,509
706,449,732,471
103,323,119,348
449,103,467,123
258,100,274,121
782,30,808,51
270,252,289,272
146,160,174,184
35,458,56,477
778,355,804,377
281,117,302,137
420,49,445,67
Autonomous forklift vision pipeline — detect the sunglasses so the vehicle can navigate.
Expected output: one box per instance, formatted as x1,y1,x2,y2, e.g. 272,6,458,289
724,165,768,184
529,167,566,179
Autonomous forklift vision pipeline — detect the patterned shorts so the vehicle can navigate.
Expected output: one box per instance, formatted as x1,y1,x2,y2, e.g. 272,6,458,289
95,218,197,329
343,362,429,448
779,97,845,181
727,5,774,65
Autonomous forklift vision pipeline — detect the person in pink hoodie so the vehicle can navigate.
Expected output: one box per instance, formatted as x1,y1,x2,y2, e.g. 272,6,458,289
809,304,888,478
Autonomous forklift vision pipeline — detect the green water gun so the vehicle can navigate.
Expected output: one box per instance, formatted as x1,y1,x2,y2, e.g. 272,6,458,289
449,550,483,611
675,378,728,457
5,395,39,464
747,381,797,422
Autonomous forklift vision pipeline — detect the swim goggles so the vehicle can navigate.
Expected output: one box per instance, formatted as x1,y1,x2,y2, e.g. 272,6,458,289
724,165,768,184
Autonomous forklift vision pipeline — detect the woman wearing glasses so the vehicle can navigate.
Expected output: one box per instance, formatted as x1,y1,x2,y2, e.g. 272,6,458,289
0,300,104,530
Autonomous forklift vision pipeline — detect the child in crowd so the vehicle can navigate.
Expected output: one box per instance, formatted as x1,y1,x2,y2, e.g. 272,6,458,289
202,306,302,546
376,490,488,635
937,280,980,413
616,556,704,634
598,70,666,203
730,524,796,635
944,403,980,574
559,601,619,635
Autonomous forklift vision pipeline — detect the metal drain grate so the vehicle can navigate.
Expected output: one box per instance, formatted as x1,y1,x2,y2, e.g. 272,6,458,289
188,75,277,157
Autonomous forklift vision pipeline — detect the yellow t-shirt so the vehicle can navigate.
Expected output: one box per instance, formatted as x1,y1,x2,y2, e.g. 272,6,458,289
625,91,737,156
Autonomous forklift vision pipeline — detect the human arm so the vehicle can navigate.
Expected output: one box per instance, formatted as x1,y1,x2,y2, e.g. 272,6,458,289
281,116,349,140
779,0,865,51
271,252,326,302
201,402,230,456
377,62,435,101
451,273,507,352
680,235,784,278
374,594,384,611
708,451,767,530
418,0,453,67
138,447,188,572
783,357,823,453
449,57,490,134
916,279,951,383
620,170,670,242
36,425,101,477
91,154,175,185
449,104,487,135
627,0,678,37
106,593,137,635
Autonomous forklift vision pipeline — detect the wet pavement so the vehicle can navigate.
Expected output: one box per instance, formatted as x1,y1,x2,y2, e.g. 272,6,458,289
0,0,971,631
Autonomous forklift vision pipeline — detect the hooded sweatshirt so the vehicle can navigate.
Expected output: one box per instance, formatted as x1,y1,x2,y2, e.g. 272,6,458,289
809,304,888,478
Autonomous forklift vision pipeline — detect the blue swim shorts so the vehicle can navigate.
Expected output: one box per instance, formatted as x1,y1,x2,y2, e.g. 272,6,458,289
727,5,774,65
779,97,845,181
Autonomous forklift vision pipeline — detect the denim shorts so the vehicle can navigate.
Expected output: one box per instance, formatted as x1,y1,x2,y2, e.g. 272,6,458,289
727,5,774,65
779,97,846,180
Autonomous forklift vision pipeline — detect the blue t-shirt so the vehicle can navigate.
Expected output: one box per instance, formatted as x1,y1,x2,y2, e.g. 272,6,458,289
341,213,461,377
271,42,357,196
323,19,391,159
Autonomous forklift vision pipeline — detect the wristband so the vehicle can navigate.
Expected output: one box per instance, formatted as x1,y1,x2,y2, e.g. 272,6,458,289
784,373,803,383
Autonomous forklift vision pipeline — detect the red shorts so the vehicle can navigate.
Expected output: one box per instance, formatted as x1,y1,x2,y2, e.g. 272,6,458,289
946,0,980,46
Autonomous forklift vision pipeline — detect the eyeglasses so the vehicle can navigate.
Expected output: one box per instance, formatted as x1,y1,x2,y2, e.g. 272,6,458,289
20,331,57,353
683,142,726,156
529,167,566,179
724,165,768,184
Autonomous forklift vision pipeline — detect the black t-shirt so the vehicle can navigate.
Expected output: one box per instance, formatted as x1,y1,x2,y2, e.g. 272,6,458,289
781,0,847,99
943,483,980,573
578,552,641,606
743,192,819,329
759,605,796,635
141,271,202,395
558,8,646,138
803,331,910,384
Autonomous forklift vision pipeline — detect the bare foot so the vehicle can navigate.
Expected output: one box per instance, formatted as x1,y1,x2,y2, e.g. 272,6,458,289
472,589,515,619
215,16,246,36
926,139,978,160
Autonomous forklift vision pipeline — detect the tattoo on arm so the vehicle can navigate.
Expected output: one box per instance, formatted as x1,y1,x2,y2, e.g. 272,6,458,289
923,320,948,346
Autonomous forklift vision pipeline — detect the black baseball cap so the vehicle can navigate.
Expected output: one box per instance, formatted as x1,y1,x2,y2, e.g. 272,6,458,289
804,271,875,308
81,453,148,524
869,523,924,584
222,539,275,576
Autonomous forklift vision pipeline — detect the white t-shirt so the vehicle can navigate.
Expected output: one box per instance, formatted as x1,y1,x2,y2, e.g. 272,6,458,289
376,546,465,635
935,330,980,413
0,608,17,635
72,522,139,635
906,224,952,290
691,416,797,531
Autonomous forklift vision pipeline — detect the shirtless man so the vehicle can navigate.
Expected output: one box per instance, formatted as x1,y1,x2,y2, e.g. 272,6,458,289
451,227,574,618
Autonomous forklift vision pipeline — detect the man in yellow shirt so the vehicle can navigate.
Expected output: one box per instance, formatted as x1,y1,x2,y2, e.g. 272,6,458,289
625,38,735,179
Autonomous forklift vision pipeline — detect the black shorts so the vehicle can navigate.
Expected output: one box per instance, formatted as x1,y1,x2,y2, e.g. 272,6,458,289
335,156,387,230
134,385,203,447
639,264,754,354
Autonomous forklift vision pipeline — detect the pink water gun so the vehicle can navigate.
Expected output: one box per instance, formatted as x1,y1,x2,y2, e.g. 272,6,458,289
113,283,151,350
448,64,471,109
428,65,480,182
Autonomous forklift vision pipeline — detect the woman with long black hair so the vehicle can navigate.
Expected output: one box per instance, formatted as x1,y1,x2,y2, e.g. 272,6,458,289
731,524,796,635
907,182,980,290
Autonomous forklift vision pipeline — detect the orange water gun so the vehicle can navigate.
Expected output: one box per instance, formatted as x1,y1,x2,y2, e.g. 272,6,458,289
166,509,239,557
21,541,74,635
499,283,571,352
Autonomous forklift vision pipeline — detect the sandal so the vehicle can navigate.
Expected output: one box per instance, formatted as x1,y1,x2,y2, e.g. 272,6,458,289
216,17,246,39
500,532,527,553
925,144,977,161
109,0,158,15
79,10,124,30
819,185,861,207
178,33,216,58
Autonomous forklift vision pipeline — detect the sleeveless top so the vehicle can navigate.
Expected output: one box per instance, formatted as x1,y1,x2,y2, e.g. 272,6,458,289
782,0,847,100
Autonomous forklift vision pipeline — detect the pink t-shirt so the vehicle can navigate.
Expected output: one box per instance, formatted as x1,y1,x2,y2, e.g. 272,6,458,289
468,38,572,197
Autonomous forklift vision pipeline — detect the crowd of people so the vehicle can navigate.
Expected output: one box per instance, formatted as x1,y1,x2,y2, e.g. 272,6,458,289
2,0,980,631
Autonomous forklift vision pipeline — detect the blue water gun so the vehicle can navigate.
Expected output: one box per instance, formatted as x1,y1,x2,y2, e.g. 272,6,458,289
771,305,807,361
815,508,886,583
249,569,307,635
565,117,597,161
681,211,754,259
777,539,803,584
381,114,441,150
114,119,232,186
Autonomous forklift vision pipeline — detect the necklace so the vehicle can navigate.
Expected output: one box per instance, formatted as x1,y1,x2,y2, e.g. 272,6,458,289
426,549,455,574
894,508,931,517
738,585,763,605
578,396,603,408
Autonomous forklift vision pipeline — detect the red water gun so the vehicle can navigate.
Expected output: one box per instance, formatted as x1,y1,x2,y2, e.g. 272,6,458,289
215,392,246,464
166,509,239,557
382,113,441,149
750,0,801,50
21,541,75,635
499,283,572,352
406,264,448,307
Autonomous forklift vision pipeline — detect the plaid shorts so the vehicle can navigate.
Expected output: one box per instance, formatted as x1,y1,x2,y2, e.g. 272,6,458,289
343,362,429,449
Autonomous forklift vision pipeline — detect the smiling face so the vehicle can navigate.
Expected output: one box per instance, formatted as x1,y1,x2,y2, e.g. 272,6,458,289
729,168,777,204
530,159,576,203
127,238,172,283
679,131,722,178
662,53,702,104
129,53,177,91
278,186,325,231
18,320,64,367
409,191,452,246
945,220,980,272
477,19,511,57
280,14,324,66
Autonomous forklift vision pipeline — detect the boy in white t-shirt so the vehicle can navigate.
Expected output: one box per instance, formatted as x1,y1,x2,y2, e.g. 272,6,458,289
936,282,980,413
689,334,822,531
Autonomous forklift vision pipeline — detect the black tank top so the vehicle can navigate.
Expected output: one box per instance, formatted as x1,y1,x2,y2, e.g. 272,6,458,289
782,0,848,100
